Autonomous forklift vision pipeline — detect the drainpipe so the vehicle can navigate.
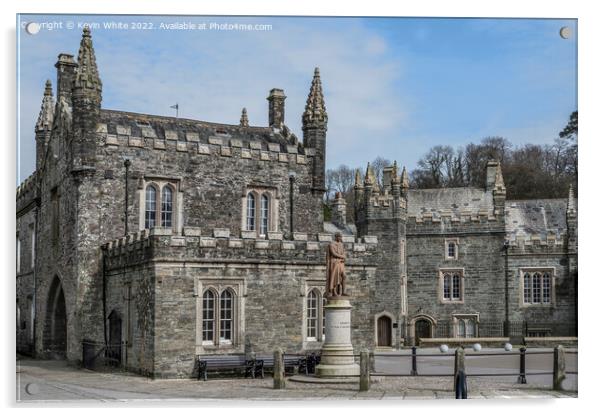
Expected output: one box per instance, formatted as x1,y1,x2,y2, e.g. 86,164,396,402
124,159,131,236
288,171,296,238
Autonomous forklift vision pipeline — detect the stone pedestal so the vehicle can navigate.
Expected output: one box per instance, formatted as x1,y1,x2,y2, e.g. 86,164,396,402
316,298,359,377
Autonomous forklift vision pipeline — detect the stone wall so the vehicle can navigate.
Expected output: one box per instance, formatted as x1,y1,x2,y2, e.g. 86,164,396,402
506,236,577,334
104,229,378,378
16,180,37,355
405,213,507,344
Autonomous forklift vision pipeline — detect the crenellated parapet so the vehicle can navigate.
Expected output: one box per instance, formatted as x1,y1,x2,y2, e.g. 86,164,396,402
506,231,568,255
354,162,407,234
97,115,312,167
16,172,39,214
102,227,379,270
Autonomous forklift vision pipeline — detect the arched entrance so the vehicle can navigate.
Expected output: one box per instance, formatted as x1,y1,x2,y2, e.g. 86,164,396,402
415,319,432,343
43,276,67,358
107,310,122,366
377,315,392,347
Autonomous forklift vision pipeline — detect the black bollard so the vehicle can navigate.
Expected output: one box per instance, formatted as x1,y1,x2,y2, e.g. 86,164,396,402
517,347,527,384
455,370,468,399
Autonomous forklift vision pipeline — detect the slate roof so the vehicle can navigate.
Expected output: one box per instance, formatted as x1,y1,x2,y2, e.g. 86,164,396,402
99,109,303,153
505,199,573,237
406,187,494,217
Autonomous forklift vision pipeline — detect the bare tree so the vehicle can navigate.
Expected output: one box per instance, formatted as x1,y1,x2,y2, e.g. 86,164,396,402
326,164,355,200
371,157,391,189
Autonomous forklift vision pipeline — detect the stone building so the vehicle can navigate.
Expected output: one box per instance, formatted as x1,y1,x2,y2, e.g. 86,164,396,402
16,29,577,377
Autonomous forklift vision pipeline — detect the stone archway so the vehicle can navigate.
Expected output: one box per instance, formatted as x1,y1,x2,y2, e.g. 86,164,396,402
107,310,122,366
409,314,436,346
415,319,432,342
43,276,67,358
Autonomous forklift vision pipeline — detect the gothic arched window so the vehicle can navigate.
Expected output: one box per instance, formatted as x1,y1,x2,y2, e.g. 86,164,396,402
522,270,553,305
202,290,215,343
307,290,318,340
220,290,233,343
246,193,256,231
145,185,157,229
441,270,463,302
161,186,173,227
260,194,269,236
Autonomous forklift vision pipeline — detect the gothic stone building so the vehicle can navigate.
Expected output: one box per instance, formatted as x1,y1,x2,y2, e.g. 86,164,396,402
16,29,577,378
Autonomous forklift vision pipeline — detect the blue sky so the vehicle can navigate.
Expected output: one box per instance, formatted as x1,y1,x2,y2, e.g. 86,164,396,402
17,15,577,183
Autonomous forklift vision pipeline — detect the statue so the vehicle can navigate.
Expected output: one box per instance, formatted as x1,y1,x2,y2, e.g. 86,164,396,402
326,232,348,297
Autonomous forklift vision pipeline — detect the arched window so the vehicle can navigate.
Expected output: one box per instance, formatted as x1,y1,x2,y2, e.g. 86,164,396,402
202,290,215,343
246,193,256,231
441,270,463,301
452,273,461,299
466,319,475,337
447,242,456,258
523,272,531,303
220,290,233,342
523,270,552,305
307,290,318,340
458,320,465,337
542,272,551,303
145,185,157,229
443,274,451,299
532,272,542,303
260,194,269,236
161,186,173,227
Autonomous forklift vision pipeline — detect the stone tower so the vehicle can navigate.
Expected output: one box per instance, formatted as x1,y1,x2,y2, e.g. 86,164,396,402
72,26,102,169
302,67,328,194
354,161,407,348
35,80,54,170
69,27,105,355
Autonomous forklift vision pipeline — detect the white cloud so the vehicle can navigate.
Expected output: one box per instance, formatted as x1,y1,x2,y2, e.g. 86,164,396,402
18,17,409,181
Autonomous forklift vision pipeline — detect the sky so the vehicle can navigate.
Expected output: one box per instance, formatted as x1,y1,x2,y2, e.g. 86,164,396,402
16,15,577,183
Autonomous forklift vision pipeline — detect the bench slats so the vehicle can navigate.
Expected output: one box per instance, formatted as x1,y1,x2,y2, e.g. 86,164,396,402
196,353,322,381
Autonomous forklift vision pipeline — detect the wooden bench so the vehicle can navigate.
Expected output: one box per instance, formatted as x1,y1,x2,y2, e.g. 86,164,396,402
196,355,255,381
255,354,311,378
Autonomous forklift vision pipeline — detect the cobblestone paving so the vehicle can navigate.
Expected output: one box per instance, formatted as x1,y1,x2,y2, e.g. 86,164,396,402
16,358,576,403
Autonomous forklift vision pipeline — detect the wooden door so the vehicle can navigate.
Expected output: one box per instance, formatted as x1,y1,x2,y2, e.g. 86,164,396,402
377,316,392,346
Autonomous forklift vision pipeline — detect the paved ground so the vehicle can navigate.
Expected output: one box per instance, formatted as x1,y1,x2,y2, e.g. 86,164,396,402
15,351,577,403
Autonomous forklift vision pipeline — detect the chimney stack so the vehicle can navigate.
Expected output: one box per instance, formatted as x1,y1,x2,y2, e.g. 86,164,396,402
267,88,286,128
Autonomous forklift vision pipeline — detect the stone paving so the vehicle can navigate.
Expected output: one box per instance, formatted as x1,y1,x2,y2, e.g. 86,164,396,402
15,358,576,403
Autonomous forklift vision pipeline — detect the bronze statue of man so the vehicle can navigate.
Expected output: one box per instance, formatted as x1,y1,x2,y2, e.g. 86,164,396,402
326,232,348,297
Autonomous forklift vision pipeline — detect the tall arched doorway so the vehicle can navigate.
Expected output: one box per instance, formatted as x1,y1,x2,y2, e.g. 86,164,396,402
377,315,392,347
415,319,432,343
107,310,122,366
44,277,67,358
